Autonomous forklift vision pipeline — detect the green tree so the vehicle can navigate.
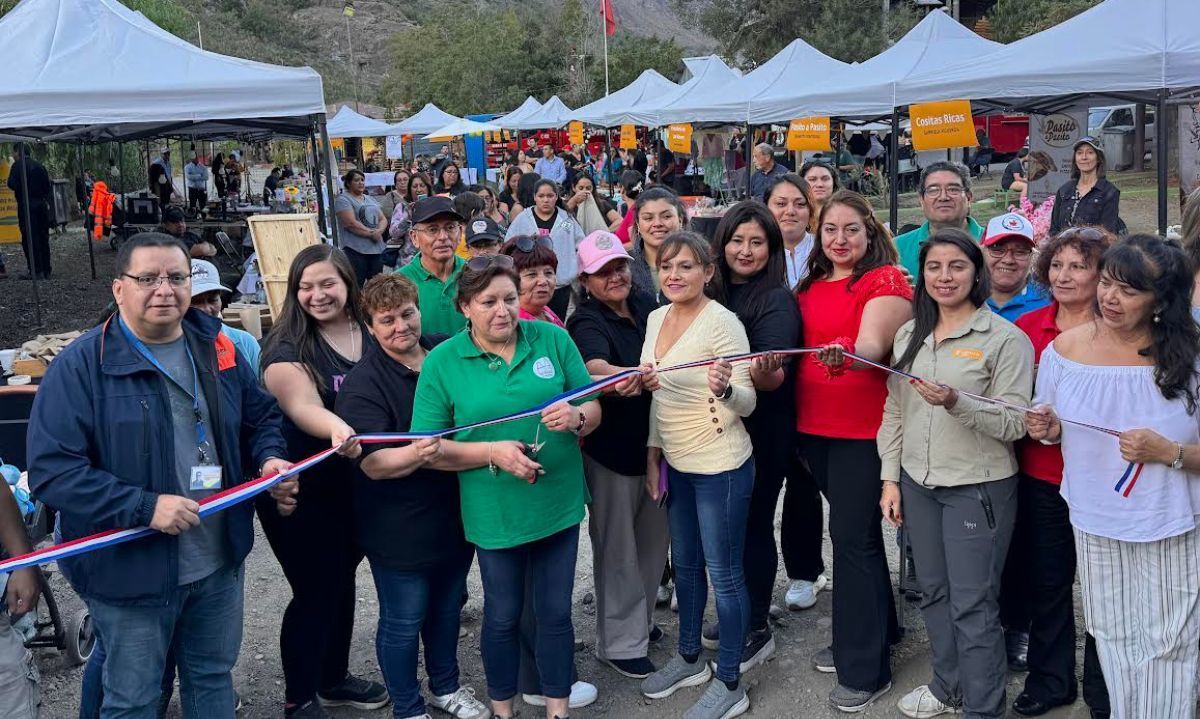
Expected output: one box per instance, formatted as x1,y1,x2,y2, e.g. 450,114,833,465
986,0,1101,43
0,0,194,36
592,34,685,97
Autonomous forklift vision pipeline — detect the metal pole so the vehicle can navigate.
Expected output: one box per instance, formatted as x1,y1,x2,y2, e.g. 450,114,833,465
16,144,43,326
889,110,900,232
601,3,610,96
118,142,127,216
79,142,96,280
1156,88,1168,236
744,124,753,198
346,15,360,113
318,117,341,247
604,127,615,198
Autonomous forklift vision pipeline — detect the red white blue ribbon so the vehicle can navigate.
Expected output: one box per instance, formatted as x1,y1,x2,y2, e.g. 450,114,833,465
0,347,1137,575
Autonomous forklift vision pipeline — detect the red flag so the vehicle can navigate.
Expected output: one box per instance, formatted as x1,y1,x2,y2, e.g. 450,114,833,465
601,0,617,36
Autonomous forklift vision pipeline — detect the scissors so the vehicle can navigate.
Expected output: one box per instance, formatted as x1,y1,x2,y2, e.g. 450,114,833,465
525,422,546,461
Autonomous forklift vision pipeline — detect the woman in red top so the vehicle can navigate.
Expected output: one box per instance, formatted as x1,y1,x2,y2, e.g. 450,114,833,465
1008,226,1114,718
796,190,913,712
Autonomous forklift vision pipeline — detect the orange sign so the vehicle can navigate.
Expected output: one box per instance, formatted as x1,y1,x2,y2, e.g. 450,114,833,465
619,124,637,150
786,117,831,152
909,99,977,151
568,121,584,146
666,123,693,154
0,159,18,245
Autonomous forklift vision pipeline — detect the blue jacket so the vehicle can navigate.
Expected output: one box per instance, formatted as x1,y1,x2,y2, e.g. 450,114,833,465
27,309,287,605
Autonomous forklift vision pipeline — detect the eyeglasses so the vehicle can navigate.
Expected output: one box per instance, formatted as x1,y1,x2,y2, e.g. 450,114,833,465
986,245,1033,260
921,185,966,198
122,273,191,289
465,254,515,272
512,236,554,253
416,222,460,237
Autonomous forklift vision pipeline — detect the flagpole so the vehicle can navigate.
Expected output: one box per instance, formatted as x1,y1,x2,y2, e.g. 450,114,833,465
602,1,610,96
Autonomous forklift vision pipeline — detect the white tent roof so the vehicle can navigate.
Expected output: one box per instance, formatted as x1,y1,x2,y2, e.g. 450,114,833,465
325,106,393,139
624,56,742,127
0,0,325,141
681,55,742,83
424,118,501,139
388,103,463,136
895,0,1200,110
660,40,850,125
492,97,544,130
508,96,575,130
573,70,681,127
751,10,1001,122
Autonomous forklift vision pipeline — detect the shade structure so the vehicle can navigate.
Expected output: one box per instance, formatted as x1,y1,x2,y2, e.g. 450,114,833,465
388,103,464,136
506,96,575,131
622,56,742,127
659,41,850,125
750,11,1000,123
681,55,742,83
492,97,544,130
572,70,681,127
894,0,1200,111
325,105,394,139
0,0,325,141
424,118,502,140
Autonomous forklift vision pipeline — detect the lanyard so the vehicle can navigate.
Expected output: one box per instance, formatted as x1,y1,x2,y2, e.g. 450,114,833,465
117,316,212,463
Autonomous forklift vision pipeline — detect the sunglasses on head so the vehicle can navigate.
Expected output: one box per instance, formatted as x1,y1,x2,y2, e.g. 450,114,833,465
1059,227,1106,241
513,236,554,253
465,254,515,272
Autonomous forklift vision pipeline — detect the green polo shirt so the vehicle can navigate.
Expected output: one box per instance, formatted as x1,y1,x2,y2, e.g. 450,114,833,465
411,320,592,550
894,217,984,278
396,253,466,337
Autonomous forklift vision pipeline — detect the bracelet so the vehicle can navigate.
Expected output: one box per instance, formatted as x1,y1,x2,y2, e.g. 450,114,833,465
488,443,498,476
717,383,733,401
571,408,587,435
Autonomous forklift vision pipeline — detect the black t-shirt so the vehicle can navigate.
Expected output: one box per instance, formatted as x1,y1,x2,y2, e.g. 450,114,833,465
726,282,801,474
657,148,676,184
566,290,655,476
334,337,469,571
1001,158,1023,190
632,150,649,176
498,189,517,209
534,208,558,234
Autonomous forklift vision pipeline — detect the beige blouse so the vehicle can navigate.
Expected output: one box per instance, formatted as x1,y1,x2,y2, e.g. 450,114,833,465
641,299,755,474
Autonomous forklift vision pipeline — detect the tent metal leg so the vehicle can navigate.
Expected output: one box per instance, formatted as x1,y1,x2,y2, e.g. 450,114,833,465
80,142,96,280
317,117,340,247
1157,88,1168,236
889,111,901,231
744,123,752,198
604,127,614,198
17,144,43,327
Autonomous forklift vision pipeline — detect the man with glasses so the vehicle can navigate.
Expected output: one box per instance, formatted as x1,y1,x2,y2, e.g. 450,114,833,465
982,212,1049,322
894,161,983,278
27,232,289,717
395,197,468,336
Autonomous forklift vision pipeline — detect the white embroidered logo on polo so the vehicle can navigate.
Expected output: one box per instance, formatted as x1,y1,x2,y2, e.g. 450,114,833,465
533,357,556,379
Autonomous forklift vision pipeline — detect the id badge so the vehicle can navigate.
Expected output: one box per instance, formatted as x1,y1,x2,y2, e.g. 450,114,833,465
190,465,223,491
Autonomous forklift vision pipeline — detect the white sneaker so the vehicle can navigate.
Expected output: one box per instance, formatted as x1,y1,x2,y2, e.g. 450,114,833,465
656,583,672,607
785,574,828,611
522,681,598,709
897,685,960,718
671,587,679,612
431,686,491,719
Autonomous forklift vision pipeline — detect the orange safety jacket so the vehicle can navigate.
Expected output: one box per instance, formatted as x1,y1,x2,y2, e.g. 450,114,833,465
89,181,116,241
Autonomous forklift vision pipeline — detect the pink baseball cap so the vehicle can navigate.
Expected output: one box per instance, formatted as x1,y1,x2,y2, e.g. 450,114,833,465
577,230,631,276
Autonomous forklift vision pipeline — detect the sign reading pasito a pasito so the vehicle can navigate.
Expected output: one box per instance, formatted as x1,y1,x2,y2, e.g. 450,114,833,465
568,121,585,146
666,123,693,154
910,100,977,151
786,117,831,152
619,125,637,150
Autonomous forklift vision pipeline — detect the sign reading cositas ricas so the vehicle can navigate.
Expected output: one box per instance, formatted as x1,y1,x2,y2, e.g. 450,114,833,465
1028,107,1087,204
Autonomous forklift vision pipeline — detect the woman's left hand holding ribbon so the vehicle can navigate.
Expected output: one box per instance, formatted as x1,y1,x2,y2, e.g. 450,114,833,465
911,379,959,409
1119,428,1176,465
707,359,733,398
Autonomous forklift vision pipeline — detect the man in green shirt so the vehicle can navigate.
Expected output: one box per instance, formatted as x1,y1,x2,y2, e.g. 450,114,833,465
894,161,983,278
396,196,467,336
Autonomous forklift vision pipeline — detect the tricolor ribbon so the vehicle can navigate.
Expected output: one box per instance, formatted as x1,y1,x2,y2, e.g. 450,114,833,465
0,346,1136,575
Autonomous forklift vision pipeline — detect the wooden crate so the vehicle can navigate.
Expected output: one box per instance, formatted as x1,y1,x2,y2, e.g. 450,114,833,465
246,214,321,319
222,303,273,339
10,358,47,378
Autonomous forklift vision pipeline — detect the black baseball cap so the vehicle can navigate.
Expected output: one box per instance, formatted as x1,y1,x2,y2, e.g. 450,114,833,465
465,217,504,246
161,205,185,223
410,196,464,225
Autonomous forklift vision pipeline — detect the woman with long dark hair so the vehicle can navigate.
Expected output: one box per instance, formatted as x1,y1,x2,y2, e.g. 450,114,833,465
801,190,911,712
879,229,1034,719
499,166,523,219
258,245,388,718
1026,235,1200,717
435,161,468,197
408,172,433,203
764,174,817,290
334,169,388,285
563,173,621,233
628,186,686,303
509,171,541,221
702,201,801,672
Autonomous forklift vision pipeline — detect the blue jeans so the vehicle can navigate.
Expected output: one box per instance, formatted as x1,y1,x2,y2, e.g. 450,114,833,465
668,458,754,682
476,525,579,701
86,563,244,719
370,556,471,718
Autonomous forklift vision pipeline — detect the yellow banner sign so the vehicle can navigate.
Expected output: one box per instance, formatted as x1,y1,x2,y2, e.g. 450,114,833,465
910,99,977,151
786,117,831,152
0,159,19,245
568,121,584,146
666,123,692,154
619,124,637,150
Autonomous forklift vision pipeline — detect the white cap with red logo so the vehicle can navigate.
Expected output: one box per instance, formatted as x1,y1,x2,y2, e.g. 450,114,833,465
982,212,1036,247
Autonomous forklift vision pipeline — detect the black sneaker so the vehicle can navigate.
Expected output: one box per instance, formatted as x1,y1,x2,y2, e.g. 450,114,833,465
285,700,331,718
317,674,390,710
1006,630,1030,672
649,624,665,643
598,654,656,678
738,627,775,673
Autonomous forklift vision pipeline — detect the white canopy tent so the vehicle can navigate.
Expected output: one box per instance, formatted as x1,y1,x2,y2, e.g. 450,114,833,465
424,118,501,139
623,56,742,127
750,11,1001,123
0,0,325,142
681,55,742,84
507,96,575,131
492,97,544,130
658,40,850,125
572,70,681,127
325,106,394,139
388,103,464,136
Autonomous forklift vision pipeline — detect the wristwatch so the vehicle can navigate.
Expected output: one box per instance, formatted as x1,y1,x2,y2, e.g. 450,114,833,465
1172,443,1185,470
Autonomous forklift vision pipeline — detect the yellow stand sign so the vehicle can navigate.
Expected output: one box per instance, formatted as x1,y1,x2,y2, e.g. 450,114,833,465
786,117,832,152
619,125,637,150
0,158,20,245
909,100,977,152
666,123,693,154
568,121,585,146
